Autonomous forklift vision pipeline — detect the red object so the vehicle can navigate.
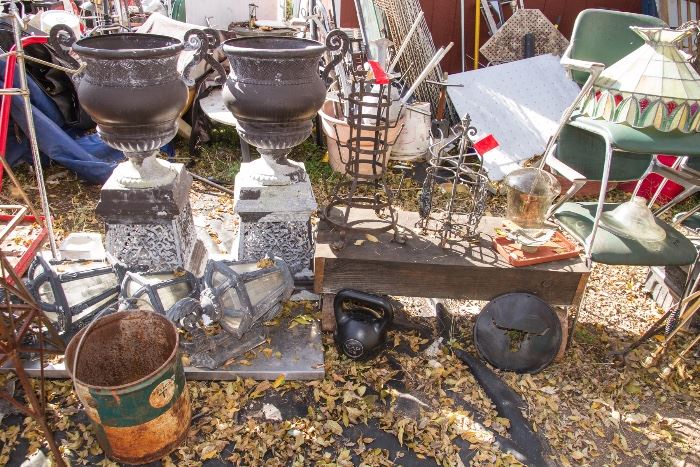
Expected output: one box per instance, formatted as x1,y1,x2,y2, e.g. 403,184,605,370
618,155,684,202
367,60,389,84
0,213,48,279
0,36,49,192
493,231,580,267
473,134,499,156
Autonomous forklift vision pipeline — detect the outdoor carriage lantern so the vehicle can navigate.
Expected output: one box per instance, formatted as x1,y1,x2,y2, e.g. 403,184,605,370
27,256,119,336
200,258,294,338
120,270,199,315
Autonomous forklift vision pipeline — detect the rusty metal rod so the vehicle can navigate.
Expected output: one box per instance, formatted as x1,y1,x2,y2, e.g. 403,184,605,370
190,172,236,196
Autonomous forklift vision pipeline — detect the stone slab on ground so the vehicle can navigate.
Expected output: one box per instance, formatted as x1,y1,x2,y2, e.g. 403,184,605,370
3,313,324,381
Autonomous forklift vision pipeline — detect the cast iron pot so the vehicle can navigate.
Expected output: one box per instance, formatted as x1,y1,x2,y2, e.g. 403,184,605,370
334,289,393,360
72,33,188,157
221,36,326,184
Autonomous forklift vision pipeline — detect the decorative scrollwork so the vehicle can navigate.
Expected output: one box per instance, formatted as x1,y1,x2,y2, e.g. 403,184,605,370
182,28,227,87
321,28,350,82
48,24,80,70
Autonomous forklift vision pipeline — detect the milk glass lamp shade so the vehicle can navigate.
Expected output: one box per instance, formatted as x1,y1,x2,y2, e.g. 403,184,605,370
27,256,119,336
120,270,199,315
600,196,666,242
200,258,294,338
579,26,700,133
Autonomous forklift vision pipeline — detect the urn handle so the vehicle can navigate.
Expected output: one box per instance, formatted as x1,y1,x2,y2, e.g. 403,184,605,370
48,24,81,71
321,29,350,83
182,28,227,87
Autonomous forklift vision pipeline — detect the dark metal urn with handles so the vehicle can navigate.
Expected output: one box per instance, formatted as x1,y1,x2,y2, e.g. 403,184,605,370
48,27,222,272
221,36,326,185
334,289,394,360
49,27,217,188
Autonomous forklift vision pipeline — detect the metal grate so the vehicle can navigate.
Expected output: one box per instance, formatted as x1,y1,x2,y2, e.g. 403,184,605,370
373,0,457,121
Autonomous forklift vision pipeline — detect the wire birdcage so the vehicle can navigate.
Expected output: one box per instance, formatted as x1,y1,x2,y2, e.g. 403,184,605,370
418,115,490,248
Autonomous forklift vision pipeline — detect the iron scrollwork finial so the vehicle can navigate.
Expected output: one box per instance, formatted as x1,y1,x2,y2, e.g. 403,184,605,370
321,28,350,82
182,28,227,87
48,24,81,70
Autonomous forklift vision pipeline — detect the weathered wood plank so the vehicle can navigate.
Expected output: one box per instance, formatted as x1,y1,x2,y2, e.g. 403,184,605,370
314,212,589,306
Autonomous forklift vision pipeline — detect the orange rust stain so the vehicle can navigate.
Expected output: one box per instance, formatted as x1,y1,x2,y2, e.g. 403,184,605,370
100,389,191,465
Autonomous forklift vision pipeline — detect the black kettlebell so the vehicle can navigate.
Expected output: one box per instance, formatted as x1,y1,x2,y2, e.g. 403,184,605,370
334,289,393,360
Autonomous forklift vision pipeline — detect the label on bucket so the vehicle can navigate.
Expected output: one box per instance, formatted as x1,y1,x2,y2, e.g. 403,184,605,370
149,377,176,409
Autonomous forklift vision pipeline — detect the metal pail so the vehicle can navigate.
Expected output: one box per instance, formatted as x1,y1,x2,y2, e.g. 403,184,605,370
65,310,190,465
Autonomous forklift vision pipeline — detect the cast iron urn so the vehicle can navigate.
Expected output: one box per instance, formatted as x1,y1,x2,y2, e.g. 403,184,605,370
71,33,187,188
48,27,218,272
221,36,327,185
49,27,214,189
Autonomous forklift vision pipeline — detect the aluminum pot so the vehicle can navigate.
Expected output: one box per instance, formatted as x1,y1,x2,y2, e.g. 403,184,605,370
65,310,190,465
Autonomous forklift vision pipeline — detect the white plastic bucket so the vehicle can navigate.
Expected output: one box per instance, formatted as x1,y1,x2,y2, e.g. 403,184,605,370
40,10,82,38
390,101,431,161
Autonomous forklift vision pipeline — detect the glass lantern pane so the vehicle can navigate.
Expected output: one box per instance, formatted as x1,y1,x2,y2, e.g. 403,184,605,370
77,293,119,322
220,289,243,311
228,263,260,274
63,274,118,309
221,313,243,333
145,274,174,284
212,270,228,287
245,271,284,307
156,281,191,311
38,283,56,304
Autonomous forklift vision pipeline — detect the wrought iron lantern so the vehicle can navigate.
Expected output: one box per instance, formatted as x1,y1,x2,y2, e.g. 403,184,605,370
200,258,294,338
120,270,199,315
27,256,119,336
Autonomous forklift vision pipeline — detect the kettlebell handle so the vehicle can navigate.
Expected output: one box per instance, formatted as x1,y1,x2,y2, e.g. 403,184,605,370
333,289,393,331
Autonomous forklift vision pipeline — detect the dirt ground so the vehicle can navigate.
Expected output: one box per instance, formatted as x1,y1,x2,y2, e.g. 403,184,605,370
0,133,698,466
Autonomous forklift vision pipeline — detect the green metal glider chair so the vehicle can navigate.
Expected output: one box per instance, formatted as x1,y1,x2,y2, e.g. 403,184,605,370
540,9,699,270
538,9,700,353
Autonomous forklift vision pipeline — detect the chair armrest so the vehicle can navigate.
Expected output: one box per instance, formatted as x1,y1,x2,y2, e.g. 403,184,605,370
544,152,588,218
560,56,605,78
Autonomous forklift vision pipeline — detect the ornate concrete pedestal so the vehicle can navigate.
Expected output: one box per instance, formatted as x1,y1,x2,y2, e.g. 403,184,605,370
97,163,201,272
232,160,316,277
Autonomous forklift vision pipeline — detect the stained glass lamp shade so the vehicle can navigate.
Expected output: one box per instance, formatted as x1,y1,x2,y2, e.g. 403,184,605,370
579,26,700,133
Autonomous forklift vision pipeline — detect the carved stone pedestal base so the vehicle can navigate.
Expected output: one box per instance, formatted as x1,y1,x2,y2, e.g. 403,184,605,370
97,163,202,272
232,160,316,277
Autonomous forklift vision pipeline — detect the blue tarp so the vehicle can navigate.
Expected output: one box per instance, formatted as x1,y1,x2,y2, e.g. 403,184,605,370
0,59,123,184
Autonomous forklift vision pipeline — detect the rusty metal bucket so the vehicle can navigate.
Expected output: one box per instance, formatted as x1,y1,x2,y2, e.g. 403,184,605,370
65,310,191,465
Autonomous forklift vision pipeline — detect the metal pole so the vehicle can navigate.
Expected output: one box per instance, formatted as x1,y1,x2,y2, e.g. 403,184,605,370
461,0,465,72
474,0,481,69
190,172,236,197
8,3,59,258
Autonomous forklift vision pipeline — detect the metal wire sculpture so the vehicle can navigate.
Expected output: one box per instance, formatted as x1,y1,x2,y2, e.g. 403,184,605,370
0,250,66,466
322,30,404,249
419,115,490,248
